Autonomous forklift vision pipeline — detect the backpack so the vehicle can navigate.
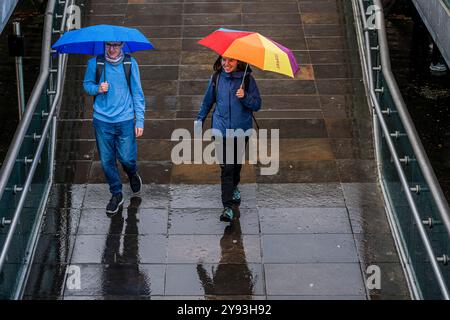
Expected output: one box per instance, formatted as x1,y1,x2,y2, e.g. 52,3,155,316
94,54,132,100
211,71,260,130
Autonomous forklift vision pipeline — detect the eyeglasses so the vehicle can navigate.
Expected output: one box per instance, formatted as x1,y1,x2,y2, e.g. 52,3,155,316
106,43,122,48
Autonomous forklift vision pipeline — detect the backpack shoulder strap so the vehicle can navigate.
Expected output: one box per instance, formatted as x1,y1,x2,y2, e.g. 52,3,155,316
211,71,220,102
95,55,105,84
123,54,132,90
208,71,221,128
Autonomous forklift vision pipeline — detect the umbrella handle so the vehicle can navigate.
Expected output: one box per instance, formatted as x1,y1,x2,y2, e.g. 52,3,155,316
103,63,108,95
240,63,249,89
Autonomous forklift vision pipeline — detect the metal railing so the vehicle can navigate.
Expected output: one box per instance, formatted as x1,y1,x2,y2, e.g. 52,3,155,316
0,0,73,299
353,0,450,299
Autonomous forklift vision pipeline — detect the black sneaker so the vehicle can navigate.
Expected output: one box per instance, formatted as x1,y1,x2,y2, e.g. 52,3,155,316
129,172,142,194
106,193,124,214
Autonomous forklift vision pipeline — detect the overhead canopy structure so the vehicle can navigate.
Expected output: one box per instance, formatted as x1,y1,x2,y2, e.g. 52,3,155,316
0,0,18,34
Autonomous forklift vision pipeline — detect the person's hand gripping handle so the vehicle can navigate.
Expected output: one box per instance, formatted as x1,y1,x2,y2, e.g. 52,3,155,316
236,63,248,99
98,81,109,94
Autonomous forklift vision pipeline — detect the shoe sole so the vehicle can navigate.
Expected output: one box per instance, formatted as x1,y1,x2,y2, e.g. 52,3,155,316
106,198,124,214
131,174,142,194
430,68,447,72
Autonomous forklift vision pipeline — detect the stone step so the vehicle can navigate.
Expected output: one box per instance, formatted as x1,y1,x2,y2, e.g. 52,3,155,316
57,118,334,139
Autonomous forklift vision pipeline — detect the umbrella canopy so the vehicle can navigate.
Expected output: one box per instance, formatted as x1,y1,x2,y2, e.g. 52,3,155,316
52,24,154,55
198,28,299,78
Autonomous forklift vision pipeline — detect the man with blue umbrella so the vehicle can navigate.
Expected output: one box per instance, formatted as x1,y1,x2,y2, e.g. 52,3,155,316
53,25,153,214
83,41,145,214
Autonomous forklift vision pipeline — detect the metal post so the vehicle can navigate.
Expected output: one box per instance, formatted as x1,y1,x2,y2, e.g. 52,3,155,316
13,21,26,120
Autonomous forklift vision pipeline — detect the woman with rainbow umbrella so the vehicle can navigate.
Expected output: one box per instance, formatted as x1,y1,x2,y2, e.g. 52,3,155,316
195,28,299,223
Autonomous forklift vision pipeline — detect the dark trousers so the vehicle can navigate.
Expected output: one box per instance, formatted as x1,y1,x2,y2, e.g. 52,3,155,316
219,137,248,208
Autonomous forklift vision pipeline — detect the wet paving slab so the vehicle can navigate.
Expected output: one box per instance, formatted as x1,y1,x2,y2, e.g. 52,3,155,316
63,264,166,297
262,234,359,263
30,233,76,266
256,183,345,208
165,264,265,296
82,184,170,209
167,234,261,264
71,234,169,264
347,206,392,234
24,263,68,299
46,184,87,210
23,0,411,300
77,208,169,235
170,184,257,209
265,263,366,297
40,208,82,236
168,208,260,235
259,207,351,234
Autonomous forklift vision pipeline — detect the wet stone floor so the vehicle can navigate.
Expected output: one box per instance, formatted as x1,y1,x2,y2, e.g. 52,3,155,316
24,0,410,300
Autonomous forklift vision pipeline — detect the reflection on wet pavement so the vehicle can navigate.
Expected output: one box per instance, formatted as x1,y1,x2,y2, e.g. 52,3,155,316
195,209,261,299
23,0,411,300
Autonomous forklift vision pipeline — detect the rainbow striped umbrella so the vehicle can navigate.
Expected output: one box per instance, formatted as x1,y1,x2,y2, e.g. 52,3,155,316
198,28,299,78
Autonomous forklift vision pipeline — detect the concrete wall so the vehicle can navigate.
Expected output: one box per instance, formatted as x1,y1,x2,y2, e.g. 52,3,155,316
0,0,18,34
412,0,450,67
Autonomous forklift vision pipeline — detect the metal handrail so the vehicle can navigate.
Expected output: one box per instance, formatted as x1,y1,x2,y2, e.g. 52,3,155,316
0,0,73,278
374,1,450,237
0,1,54,197
352,0,421,300
354,0,450,299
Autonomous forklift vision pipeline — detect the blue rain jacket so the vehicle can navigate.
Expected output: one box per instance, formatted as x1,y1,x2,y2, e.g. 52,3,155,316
83,57,146,128
196,68,262,136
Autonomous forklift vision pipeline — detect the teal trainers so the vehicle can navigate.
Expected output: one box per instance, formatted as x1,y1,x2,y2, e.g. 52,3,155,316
220,207,234,222
232,187,241,205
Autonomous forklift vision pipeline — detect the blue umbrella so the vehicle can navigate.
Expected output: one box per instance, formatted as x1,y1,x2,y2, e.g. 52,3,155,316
52,24,154,55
